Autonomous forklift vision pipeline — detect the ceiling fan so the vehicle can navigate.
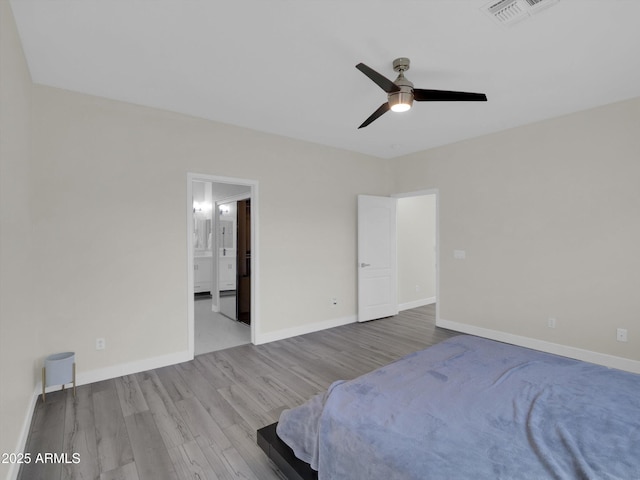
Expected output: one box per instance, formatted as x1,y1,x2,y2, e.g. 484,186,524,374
356,57,487,129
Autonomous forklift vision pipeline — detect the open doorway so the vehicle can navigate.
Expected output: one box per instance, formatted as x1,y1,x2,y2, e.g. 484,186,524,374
187,174,258,357
394,190,438,318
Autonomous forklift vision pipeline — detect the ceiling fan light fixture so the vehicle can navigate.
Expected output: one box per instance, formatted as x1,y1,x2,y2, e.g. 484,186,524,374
355,57,487,128
389,91,413,112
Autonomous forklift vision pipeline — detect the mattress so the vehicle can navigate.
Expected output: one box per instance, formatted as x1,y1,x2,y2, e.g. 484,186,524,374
276,335,640,479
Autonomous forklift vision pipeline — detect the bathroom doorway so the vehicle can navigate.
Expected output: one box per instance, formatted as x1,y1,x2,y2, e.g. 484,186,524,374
187,173,258,356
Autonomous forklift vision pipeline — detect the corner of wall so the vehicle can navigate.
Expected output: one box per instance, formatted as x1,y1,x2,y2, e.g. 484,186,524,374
1,4,39,480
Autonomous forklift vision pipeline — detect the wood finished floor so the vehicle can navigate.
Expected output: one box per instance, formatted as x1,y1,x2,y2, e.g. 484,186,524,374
19,305,458,480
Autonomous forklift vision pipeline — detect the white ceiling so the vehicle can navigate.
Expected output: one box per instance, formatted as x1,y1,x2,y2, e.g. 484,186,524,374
10,0,640,159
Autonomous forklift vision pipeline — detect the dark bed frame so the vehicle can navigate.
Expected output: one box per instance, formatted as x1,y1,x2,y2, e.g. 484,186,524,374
257,422,318,480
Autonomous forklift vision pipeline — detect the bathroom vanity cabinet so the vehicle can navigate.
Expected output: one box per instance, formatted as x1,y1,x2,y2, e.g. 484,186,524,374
194,254,212,293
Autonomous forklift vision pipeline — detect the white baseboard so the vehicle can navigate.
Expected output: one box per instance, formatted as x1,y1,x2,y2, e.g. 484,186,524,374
33,350,191,395
6,387,40,480
73,350,192,387
399,297,436,311
255,315,357,345
438,318,640,374
254,301,437,345
35,350,192,394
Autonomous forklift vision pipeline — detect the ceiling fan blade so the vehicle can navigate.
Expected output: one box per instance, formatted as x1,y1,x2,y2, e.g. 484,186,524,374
413,89,487,102
356,63,400,94
358,103,390,129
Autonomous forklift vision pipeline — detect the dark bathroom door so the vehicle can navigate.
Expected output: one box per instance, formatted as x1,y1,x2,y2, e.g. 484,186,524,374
237,199,251,325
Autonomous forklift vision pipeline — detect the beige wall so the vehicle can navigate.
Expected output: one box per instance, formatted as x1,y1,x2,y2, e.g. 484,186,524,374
397,195,436,307
0,3,37,479
30,85,391,376
394,97,640,361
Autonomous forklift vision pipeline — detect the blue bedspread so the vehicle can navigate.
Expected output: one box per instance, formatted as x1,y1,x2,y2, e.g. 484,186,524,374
276,335,640,479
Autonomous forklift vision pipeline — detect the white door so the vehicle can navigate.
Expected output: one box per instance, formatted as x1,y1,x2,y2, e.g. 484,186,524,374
358,195,398,322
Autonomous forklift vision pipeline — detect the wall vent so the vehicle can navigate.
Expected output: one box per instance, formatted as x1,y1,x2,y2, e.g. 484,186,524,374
483,0,559,26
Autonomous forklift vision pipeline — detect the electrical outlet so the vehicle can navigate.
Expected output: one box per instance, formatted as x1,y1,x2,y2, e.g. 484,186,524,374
617,328,628,342
96,338,106,350
547,317,556,329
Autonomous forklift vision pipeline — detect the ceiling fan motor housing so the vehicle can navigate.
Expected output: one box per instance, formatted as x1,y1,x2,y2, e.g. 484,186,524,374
388,72,414,112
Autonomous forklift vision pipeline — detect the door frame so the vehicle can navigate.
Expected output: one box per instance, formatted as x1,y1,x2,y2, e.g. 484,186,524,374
391,189,439,323
186,173,259,357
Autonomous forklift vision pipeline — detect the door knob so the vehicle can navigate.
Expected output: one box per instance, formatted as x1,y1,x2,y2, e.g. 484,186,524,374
360,262,371,268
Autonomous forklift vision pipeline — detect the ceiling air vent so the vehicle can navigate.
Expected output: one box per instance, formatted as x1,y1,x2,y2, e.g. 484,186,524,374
483,0,559,26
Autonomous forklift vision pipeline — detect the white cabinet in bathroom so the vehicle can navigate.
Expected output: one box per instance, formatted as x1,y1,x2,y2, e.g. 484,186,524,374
194,255,212,293
219,250,236,291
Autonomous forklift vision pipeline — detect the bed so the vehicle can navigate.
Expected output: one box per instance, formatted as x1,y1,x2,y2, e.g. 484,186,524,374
257,335,640,480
